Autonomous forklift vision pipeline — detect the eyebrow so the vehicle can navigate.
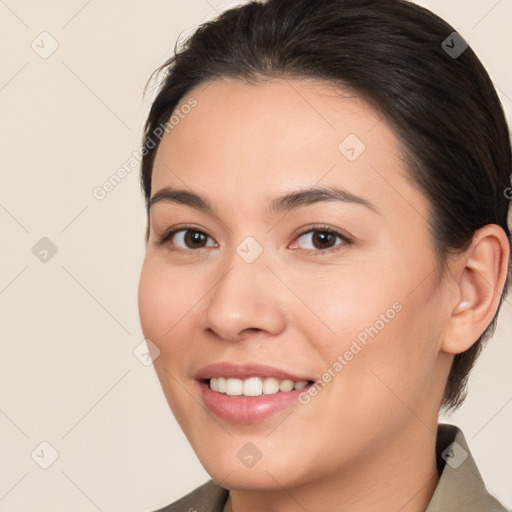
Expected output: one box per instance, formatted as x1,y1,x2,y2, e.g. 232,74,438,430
149,185,379,216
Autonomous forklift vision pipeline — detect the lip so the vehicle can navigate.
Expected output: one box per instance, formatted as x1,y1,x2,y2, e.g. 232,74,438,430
199,381,314,423
196,362,315,423
195,362,314,382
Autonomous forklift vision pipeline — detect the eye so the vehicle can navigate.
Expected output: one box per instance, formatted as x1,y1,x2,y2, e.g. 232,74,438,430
290,227,349,254
155,225,350,254
156,227,217,250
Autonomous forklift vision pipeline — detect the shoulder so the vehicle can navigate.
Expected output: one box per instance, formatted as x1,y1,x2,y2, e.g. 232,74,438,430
151,479,229,512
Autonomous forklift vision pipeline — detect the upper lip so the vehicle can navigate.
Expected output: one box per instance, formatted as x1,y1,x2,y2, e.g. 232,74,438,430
195,362,314,382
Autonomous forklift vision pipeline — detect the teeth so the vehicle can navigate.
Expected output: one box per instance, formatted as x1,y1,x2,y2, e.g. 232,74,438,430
217,377,227,393
262,377,279,395
279,379,294,392
243,377,263,396
208,377,310,396
210,377,219,392
225,378,243,396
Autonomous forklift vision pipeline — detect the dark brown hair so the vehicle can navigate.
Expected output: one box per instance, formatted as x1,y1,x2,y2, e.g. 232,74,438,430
139,0,511,411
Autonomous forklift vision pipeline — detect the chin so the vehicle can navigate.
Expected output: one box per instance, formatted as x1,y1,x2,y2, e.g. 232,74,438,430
192,438,317,492
206,465,302,492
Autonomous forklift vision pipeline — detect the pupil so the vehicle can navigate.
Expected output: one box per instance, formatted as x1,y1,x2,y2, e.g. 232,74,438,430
187,230,205,247
314,231,334,249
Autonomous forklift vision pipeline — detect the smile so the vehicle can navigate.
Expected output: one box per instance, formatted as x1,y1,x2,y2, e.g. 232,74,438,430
196,363,316,423
208,376,311,396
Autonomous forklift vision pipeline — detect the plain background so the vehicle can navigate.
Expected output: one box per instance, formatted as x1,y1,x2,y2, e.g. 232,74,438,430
0,1,511,511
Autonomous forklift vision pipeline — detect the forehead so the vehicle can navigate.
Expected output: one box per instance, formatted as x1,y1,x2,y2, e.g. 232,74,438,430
151,77,427,221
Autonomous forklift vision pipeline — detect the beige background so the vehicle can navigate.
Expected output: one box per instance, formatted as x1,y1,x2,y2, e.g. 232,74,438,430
0,1,511,511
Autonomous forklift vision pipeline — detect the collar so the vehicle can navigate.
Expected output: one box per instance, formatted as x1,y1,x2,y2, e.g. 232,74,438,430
426,423,506,511
159,423,506,511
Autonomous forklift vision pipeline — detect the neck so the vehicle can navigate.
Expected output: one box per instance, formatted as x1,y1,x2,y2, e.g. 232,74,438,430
225,422,440,512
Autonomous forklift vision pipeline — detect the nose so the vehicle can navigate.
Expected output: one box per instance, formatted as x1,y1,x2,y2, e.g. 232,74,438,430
199,256,287,342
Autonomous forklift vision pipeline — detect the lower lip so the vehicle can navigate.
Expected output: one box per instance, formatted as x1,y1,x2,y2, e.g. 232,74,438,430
199,381,311,423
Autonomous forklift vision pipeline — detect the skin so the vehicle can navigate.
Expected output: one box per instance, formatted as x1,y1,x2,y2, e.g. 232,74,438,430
138,77,509,512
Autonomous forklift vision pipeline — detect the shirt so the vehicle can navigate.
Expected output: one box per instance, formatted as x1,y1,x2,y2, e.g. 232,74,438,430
153,423,508,511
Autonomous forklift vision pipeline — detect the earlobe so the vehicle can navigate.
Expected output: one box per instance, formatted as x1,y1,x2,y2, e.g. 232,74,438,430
441,224,510,355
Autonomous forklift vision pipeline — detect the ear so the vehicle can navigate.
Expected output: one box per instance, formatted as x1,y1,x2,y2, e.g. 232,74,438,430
441,224,510,355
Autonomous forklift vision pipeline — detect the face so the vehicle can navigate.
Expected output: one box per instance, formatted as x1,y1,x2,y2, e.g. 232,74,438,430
138,77,452,490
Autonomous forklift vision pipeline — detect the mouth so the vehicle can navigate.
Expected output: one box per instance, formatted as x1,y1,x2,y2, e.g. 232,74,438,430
206,376,313,396
196,363,316,423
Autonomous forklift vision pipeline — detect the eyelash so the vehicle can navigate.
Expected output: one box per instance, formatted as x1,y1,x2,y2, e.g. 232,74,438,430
155,224,351,256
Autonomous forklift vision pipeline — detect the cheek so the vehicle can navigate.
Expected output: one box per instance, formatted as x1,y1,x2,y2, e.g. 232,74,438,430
287,266,401,356
138,262,165,343
138,259,203,425
138,258,199,355
291,260,442,407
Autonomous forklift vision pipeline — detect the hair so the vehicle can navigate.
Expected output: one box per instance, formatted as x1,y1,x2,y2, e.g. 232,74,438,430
139,0,511,411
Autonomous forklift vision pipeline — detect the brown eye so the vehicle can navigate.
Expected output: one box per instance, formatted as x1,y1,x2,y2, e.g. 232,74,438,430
293,228,348,253
159,228,216,250
183,230,209,248
311,231,338,250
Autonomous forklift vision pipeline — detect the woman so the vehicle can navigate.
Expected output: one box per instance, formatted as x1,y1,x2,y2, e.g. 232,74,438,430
137,0,511,510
